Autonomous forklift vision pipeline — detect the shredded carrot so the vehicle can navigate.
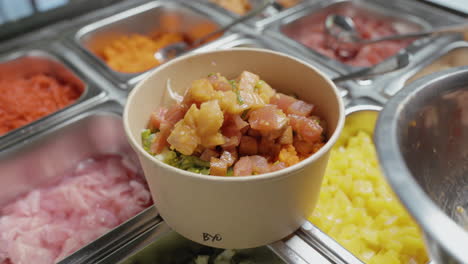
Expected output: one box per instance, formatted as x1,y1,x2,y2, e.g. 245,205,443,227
100,33,184,73
0,74,83,136
98,20,220,73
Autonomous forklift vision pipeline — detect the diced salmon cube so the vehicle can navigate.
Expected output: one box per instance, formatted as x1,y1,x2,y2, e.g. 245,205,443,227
210,158,228,176
239,136,258,156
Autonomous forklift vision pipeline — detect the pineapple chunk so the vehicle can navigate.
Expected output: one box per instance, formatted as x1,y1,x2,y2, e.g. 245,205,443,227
188,79,215,102
255,80,275,104
216,90,248,114
167,121,199,155
308,131,429,264
237,71,259,91
197,100,224,136
167,101,225,154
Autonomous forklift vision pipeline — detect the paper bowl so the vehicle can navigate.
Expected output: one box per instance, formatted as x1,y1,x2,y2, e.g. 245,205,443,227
123,48,345,249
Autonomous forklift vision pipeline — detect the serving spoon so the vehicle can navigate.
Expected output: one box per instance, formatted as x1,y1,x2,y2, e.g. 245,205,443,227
325,14,468,45
154,0,274,62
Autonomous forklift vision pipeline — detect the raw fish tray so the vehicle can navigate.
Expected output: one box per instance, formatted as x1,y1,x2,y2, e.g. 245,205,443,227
0,0,466,263
263,0,463,74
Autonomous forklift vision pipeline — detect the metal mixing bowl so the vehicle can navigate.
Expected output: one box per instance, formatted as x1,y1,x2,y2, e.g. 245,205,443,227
375,66,468,264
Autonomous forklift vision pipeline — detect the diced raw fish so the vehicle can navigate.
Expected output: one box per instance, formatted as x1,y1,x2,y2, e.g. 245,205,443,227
289,114,323,144
0,155,152,264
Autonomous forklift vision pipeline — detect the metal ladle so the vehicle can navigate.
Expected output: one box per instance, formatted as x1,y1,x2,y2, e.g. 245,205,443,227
325,14,468,45
154,0,274,62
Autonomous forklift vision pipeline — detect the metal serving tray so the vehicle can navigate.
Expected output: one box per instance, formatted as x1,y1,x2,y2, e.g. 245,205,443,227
262,0,463,75
0,100,157,263
61,216,365,264
192,0,306,26
57,106,386,264
383,39,468,96
74,0,231,87
0,46,105,150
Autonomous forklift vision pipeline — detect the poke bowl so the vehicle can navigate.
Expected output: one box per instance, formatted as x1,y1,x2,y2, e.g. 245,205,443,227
123,48,345,249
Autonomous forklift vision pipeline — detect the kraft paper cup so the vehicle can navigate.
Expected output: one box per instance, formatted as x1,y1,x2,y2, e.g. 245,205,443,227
123,48,345,249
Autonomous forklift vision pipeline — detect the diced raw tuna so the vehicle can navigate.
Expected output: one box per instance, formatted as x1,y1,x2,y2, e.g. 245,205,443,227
233,156,253,176
220,149,238,167
248,105,288,134
270,93,297,113
287,100,314,116
150,130,170,154
249,155,270,174
200,148,220,162
0,155,151,264
208,73,232,92
270,161,287,172
289,114,323,144
258,136,281,157
239,136,258,156
279,126,293,145
221,136,241,149
148,107,168,131
210,158,228,176
233,155,271,176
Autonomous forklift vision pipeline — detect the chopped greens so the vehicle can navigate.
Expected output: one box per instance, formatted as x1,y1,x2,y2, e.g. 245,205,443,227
228,79,237,89
241,109,249,120
207,73,216,77
254,80,265,92
229,80,244,105
141,129,156,154
141,130,210,175
168,153,210,175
